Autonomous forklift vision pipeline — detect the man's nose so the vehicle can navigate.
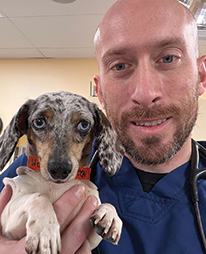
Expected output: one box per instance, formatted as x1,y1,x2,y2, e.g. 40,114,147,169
130,61,163,107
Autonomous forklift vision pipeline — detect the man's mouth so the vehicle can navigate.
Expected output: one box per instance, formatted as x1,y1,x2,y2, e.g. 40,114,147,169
133,118,168,127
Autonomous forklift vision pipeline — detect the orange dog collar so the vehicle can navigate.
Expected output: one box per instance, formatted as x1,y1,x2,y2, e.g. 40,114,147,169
75,167,91,180
27,157,40,171
27,157,91,180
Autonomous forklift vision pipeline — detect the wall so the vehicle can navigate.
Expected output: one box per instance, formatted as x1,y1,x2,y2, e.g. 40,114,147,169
0,58,101,170
192,97,206,140
0,59,100,129
0,58,206,143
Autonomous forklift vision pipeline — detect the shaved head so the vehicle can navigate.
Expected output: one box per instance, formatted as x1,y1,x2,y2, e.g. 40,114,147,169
93,0,205,172
94,0,198,61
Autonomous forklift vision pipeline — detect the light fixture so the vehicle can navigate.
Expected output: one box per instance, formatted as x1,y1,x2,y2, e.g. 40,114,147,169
179,0,206,39
52,0,76,3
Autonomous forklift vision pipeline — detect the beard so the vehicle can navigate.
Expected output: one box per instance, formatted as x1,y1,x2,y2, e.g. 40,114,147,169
103,84,199,166
117,103,198,166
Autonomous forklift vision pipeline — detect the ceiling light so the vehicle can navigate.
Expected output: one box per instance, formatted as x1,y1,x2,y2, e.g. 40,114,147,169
179,0,206,39
179,0,206,26
52,0,76,3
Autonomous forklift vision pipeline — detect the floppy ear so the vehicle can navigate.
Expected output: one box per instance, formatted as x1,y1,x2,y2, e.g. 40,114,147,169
95,108,125,177
0,100,34,171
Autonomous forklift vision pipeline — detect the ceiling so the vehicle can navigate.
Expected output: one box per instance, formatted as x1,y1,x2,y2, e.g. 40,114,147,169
0,0,206,59
0,0,117,59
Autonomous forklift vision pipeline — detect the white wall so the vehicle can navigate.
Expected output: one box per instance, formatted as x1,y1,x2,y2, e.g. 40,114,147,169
192,98,206,140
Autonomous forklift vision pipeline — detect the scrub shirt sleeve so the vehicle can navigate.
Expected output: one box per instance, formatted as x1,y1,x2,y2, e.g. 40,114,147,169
0,153,27,192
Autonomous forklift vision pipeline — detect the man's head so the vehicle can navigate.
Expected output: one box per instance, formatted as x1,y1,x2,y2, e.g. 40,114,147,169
94,0,206,171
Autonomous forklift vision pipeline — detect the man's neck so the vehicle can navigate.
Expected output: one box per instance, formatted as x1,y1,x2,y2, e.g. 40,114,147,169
126,137,192,174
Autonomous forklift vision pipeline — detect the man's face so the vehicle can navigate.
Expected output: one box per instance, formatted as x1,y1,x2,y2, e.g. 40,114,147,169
94,0,201,168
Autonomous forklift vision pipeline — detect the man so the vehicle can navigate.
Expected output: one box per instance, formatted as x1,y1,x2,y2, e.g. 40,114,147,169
1,0,206,253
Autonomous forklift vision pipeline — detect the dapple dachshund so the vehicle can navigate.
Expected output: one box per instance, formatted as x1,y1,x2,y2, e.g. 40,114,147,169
0,91,125,254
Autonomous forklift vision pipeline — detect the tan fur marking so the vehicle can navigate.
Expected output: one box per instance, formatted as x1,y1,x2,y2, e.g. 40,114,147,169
71,113,81,123
35,139,53,180
44,110,54,120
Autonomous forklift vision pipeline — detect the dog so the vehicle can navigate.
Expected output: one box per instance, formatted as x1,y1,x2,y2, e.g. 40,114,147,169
0,91,125,254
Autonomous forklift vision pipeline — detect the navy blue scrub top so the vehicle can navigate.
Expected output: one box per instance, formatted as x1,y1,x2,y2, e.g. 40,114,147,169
1,142,206,254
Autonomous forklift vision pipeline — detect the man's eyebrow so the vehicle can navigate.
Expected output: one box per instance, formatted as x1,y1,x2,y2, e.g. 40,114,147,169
153,37,186,49
101,48,130,62
101,38,186,62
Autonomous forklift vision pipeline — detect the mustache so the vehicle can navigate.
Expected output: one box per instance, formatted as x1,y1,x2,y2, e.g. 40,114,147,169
121,105,180,121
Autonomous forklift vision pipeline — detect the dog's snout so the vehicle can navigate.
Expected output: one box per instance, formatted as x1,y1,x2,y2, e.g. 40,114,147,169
48,160,72,180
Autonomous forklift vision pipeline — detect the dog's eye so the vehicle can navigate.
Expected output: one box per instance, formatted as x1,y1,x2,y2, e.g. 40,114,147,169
33,118,46,130
77,120,90,133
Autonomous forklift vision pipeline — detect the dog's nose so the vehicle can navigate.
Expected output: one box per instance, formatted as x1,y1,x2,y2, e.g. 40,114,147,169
48,160,72,180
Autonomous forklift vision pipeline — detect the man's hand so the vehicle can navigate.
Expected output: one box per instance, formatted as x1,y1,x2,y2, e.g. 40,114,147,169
0,185,27,254
54,185,98,253
0,184,98,254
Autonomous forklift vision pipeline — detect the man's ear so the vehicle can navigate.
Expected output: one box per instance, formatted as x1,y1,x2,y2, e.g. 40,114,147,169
94,75,105,109
197,55,206,96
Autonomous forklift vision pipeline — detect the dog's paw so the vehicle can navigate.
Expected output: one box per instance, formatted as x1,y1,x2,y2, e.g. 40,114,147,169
90,204,122,245
25,219,61,254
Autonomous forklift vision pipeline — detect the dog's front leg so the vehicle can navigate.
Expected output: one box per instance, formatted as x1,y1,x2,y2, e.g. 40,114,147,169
90,203,122,246
25,193,61,254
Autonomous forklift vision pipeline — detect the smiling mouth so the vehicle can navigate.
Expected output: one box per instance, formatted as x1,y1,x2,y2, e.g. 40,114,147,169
133,118,168,127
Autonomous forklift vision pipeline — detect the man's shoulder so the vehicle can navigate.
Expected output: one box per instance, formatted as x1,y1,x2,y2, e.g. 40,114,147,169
198,141,206,147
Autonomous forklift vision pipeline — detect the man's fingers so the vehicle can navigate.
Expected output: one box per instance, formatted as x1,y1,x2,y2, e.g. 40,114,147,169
0,185,12,233
0,185,27,254
0,184,97,254
61,195,98,254
0,185,12,213
75,240,92,254
53,185,86,229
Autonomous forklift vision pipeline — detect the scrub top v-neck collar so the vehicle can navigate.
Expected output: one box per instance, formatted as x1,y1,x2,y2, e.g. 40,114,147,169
112,156,191,224
115,156,190,196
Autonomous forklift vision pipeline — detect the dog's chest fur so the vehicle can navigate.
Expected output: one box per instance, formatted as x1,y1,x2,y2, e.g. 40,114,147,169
2,166,99,240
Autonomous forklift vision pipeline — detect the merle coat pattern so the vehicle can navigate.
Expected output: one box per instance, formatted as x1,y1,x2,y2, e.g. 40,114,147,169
0,91,124,254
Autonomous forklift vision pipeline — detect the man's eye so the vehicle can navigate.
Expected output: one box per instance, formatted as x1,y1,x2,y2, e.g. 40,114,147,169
162,56,174,63
115,63,126,71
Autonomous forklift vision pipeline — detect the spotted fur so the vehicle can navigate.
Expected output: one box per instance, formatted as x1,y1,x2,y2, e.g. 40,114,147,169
0,91,124,253
0,91,125,177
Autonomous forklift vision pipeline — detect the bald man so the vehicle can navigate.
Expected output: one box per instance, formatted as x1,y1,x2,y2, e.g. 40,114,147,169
1,0,206,253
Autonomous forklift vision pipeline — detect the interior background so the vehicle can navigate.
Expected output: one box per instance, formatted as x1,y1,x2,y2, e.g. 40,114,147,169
0,0,205,161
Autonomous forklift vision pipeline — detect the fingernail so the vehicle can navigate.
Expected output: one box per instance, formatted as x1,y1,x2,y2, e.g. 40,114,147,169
89,196,98,207
74,185,85,199
0,185,7,196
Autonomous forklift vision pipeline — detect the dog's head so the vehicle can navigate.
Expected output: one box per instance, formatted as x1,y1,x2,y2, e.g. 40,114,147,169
0,91,125,182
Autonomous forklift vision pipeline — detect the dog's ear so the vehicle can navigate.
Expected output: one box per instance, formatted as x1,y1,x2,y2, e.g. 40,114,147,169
94,106,125,177
0,100,34,171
